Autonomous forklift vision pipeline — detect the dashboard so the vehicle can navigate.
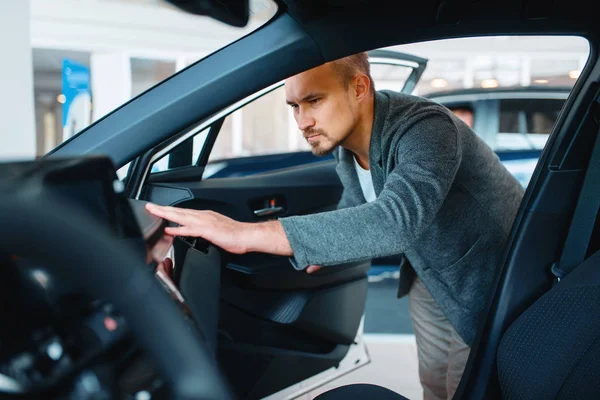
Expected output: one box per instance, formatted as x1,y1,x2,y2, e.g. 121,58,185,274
0,156,183,397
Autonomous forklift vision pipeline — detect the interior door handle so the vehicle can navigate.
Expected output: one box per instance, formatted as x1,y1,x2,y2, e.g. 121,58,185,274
253,206,284,217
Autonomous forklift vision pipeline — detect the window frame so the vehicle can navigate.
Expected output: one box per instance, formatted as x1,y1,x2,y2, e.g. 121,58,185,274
132,53,426,199
134,81,284,199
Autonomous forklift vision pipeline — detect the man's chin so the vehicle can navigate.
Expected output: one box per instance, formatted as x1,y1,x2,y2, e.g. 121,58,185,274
311,146,335,157
310,142,337,157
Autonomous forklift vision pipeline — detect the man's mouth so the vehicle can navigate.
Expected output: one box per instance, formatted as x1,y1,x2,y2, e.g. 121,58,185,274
306,133,321,143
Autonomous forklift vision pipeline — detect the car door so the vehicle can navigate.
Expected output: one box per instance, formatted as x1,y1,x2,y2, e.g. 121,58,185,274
124,51,427,400
137,122,369,400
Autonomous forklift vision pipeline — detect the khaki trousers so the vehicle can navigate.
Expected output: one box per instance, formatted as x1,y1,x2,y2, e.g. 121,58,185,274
408,277,471,400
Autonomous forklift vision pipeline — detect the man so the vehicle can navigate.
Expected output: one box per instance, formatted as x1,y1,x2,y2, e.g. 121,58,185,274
449,107,474,129
146,53,524,399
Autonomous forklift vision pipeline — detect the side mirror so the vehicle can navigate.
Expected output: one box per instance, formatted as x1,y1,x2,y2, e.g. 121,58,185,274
165,0,249,27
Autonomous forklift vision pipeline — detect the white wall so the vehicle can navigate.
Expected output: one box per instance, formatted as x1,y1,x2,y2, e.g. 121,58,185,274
24,0,277,157
91,52,132,122
30,0,273,56
0,1,36,160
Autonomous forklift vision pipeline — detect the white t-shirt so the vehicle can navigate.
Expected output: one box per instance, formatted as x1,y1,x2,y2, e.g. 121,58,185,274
353,156,376,203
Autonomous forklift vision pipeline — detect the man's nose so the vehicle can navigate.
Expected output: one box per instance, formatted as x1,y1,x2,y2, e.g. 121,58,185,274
297,110,315,131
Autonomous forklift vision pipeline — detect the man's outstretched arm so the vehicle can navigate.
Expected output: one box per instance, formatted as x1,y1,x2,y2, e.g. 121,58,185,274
145,204,323,273
145,203,293,256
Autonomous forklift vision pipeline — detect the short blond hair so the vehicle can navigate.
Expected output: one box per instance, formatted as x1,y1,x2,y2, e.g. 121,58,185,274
330,52,375,93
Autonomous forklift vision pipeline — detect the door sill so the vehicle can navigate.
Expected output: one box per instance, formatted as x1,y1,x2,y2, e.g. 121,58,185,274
263,316,370,400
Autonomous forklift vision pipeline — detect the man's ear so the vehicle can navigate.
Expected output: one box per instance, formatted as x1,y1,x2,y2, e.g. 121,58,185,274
353,74,371,102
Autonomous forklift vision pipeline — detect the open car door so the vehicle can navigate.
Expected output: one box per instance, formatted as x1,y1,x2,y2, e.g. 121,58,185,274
368,49,428,94
137,152,370,399
145,163,369,400
122,50,425,399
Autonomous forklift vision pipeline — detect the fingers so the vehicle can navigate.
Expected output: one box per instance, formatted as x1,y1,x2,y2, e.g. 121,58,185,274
146,203,191,225
155,259,168,275
149,234,174,263
306,265,323,274
164,226,196,236
162,257,174,279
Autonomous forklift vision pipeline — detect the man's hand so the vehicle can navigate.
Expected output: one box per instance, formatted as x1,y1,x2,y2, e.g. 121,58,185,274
154,257,188,308
145,203,294,257
146,203,251,254
155,257,174,279
306,265,323,274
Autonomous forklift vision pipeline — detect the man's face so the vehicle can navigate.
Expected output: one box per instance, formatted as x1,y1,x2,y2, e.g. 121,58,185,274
451,108,474,128
285,64,358,156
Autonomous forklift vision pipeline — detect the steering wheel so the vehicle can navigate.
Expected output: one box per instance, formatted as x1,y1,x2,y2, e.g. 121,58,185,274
0,191,233,400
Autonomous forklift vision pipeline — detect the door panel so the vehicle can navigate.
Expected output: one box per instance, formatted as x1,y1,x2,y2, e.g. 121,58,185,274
147,160,342,220
142,160,370,399
220,276,367,344
226,253,370,290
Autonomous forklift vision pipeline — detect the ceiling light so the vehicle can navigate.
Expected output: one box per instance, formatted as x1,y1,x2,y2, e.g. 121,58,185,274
56,94,66,104
569,70,581,79
480,79,499,89
430,78,448,89
534,79,549,84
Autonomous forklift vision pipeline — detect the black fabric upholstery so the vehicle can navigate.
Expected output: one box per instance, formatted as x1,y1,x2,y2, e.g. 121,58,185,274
313,384,409,400
497,285,600,400
555,333,600,399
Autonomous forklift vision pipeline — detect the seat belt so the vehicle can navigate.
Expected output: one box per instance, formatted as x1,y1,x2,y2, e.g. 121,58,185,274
552,99,600,281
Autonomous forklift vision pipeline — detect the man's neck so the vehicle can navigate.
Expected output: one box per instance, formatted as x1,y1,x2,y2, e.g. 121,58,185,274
342,93,375,170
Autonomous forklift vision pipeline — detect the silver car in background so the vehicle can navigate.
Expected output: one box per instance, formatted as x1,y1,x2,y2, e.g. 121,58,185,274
427,86,570,187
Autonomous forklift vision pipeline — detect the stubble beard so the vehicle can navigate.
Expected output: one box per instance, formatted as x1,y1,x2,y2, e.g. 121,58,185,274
304,104,357,157
310,139,338,156
304,129,338,157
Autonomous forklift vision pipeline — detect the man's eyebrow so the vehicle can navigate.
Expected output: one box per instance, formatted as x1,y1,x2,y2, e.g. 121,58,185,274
301,92,325,101
286,92,325,105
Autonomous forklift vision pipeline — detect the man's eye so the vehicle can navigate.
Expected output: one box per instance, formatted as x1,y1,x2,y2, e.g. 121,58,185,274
310,98,321,105
290,104,298,110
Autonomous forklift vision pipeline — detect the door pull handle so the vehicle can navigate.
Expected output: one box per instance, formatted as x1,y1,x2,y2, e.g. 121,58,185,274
253,206,284,217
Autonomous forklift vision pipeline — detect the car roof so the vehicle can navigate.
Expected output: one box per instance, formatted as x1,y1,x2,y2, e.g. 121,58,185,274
279,0,595,62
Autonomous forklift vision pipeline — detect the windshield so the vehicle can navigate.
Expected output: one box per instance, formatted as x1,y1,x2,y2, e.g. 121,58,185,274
26,0,277,158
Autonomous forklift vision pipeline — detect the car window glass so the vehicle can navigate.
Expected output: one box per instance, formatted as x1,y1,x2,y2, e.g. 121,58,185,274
207,86,309,163
527,101,564,134
116,162,131,180
206,61,416,165
370,63,413,91
37,1,279,158
497,98,564,150
150,128,210,173
145,36,587,187
499,107,521,134
499,99,563,134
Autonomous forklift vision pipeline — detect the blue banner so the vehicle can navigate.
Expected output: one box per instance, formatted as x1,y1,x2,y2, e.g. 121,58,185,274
62,58,91,139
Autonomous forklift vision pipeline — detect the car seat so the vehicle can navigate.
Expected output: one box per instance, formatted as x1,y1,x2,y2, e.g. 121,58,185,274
496,249,600,399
